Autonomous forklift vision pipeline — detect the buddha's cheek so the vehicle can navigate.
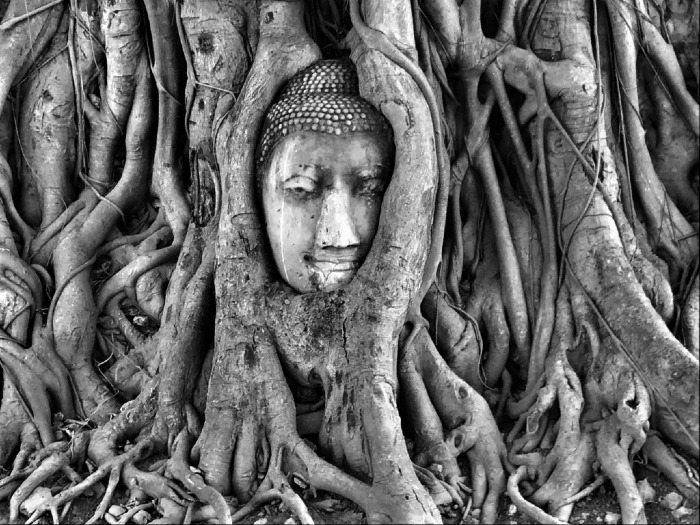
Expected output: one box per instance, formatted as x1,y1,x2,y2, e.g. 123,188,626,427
275,203,319,278
352,199,383,245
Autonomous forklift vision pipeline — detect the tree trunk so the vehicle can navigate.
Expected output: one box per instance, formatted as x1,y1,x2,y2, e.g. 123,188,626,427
0,0,697,523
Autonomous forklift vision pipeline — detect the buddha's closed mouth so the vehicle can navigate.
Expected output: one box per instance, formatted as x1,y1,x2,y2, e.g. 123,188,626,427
305,253,361,272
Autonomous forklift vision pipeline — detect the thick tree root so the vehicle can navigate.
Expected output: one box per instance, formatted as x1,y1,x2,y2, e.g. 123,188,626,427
401,328,506,523
507,466,567,525
165,429,231,524
642,433,700,505
228,447,313,525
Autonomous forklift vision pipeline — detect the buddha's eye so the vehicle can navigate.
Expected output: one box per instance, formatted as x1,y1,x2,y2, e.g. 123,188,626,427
283,175,319,199
355,177,385,198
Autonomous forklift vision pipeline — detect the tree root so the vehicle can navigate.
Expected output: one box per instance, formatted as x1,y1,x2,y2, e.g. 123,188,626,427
165,429,231,524
596,415,647,524
413,463,464,508
0,317,78,445
403,328,506,523
642,433,699,505
555,474,606,509
507,466,567,525
0,376,32,467
86,467,120,525
507,291,597,522
228,447,313,525
95,244,181,314
9,431,88,522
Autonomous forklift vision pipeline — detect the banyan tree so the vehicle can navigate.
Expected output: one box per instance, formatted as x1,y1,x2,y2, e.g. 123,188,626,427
0,0,697,523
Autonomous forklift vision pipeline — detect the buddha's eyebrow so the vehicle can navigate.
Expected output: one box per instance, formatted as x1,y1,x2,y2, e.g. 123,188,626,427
283,164,320,180
351,165,388,179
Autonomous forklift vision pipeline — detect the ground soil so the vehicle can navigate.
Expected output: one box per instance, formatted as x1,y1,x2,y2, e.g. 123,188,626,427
1,460,697,524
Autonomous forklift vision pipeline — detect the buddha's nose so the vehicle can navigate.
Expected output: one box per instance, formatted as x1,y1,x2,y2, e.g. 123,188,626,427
315,189,361,249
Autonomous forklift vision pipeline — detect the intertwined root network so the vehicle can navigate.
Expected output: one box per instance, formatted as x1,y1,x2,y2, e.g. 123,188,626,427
0,0,698,523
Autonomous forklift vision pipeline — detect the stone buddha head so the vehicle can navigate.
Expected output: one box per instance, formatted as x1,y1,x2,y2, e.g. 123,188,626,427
257,60,394,293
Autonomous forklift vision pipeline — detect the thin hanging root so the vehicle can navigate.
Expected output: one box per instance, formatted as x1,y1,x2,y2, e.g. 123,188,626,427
0,0,63,30
507,466,567,525
166,429,231,524
633,0,699,136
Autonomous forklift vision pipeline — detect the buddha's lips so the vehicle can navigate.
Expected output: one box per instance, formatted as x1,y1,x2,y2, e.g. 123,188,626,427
305,255,360,272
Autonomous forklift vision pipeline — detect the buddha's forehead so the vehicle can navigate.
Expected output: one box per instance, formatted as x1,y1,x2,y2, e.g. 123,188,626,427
265,131,392,177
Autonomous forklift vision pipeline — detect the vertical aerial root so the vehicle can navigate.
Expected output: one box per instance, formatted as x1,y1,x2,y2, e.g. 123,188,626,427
142,0,190,244
472,127,532,370
509,296,594,521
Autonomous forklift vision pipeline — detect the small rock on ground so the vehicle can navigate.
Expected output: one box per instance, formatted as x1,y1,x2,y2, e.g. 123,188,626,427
132,509,151,525
108,505,126,517
637,479,656,504
671,506,694,519
662,492,684,511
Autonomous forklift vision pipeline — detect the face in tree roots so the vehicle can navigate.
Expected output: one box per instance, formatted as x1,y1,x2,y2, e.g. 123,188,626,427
0,0,697,524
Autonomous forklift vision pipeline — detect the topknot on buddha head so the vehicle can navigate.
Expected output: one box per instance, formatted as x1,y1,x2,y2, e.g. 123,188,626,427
257,59,393,170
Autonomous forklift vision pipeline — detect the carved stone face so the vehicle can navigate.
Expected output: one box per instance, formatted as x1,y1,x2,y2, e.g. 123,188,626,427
261,131,392,293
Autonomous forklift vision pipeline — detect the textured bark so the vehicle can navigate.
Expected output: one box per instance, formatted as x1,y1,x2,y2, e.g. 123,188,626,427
0,0,697,523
